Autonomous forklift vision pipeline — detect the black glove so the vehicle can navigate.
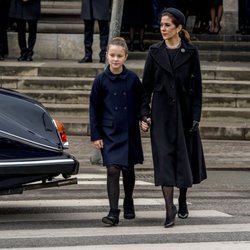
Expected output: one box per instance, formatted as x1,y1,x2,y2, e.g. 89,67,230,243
189,120,199,132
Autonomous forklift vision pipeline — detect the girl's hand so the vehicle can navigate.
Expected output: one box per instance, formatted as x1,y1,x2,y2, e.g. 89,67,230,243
93,140,104,149
141,118,151,132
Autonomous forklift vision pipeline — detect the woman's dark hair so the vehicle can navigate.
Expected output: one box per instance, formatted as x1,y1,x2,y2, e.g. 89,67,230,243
161,9,191,43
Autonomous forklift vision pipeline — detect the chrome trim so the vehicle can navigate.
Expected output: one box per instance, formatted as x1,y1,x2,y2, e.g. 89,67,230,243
0,130,60,152
0,158,75,166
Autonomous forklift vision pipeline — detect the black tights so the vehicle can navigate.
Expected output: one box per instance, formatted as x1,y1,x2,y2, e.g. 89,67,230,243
161,186,188,215
107,165,135,210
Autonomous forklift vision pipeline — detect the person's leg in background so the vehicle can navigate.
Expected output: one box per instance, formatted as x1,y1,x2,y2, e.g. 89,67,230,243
79,19,94,63
26,19,38,61
17,19,28,61
98,20,109,63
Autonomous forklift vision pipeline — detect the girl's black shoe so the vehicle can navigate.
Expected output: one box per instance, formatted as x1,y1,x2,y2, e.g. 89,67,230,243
123,198,135,219
102,209,120,226
164,205,177,228
178,199,189,219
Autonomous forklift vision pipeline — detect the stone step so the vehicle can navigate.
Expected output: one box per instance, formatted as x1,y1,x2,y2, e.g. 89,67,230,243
19,89,90,104
12,89,250,108
44,103,250,119
1,60,250,80
127,50,250,62
202,107,250,120
1,76,93,91
2,76,250,94
203,93,250,108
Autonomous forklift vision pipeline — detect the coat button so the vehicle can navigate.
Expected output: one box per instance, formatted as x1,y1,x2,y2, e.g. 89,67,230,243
114,107,118,110
123,92,126,95
124,106,127,110
113,92,117,96
171,85,174,89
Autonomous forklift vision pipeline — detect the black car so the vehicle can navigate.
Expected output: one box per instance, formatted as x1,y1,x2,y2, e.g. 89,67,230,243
0,88,79,195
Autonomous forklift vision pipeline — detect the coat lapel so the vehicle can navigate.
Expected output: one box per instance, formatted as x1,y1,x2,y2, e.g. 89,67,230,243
150,41,196,75
173,42,195,70
150,41,173,76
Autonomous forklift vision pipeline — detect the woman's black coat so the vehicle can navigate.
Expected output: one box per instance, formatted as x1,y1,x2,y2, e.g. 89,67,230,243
9,0,41,20
81,0,111,21
90,66,144,167
141,40,206,188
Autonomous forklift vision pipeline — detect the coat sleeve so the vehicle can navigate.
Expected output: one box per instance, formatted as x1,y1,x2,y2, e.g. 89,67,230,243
140,51,154,118
192,48,202,122
89,77,103,141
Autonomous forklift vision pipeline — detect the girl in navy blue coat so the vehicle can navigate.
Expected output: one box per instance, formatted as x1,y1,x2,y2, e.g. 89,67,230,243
89,37,144,226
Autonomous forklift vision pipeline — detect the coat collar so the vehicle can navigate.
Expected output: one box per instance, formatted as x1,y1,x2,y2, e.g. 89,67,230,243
150,40,196,75
104,65,129,81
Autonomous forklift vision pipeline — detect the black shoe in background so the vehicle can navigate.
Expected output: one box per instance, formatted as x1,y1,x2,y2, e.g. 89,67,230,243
78,57,92,63
99,57,106,63
0,55,4,61
17,54,27,61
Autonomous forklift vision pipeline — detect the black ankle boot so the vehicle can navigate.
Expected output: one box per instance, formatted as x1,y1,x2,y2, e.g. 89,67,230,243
164,205,177,228
102,209,120,226
123,198,135,219
178,198,189,219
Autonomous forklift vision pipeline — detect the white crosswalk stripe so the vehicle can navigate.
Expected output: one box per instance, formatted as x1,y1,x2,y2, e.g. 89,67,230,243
0,173,247,249
1,242,250,250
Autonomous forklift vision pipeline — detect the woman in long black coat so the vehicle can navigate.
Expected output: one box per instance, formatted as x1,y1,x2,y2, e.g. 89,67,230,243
141,8,206,228
9,0,41,61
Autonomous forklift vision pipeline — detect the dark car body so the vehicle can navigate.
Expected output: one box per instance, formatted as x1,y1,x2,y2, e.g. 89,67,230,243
0,88,79,194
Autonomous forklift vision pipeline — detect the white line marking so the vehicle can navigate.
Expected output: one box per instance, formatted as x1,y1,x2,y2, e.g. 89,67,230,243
0,210,231,222
0,224,249,239
0,241,249,250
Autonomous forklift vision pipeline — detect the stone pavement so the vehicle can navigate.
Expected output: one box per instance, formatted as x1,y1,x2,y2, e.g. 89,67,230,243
67,136,250,174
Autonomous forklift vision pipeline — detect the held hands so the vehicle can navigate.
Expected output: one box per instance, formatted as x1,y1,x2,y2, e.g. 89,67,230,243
141,116,151,132
189,120,199,132
93,140,103,149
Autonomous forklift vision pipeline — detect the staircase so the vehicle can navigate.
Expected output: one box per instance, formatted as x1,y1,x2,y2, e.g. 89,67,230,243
1,1,250,141
1,59,250,141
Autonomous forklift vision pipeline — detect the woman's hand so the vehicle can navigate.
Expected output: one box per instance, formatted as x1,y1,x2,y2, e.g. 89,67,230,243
93,140,104,149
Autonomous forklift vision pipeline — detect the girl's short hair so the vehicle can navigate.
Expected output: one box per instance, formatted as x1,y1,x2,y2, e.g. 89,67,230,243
107,37,128,54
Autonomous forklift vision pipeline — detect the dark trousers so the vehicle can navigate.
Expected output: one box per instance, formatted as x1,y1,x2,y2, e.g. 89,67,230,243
17,19,38,56
0,22,9,56
84,19,109,59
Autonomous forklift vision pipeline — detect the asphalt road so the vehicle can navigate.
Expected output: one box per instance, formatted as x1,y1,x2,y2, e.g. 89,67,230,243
0,167,249,249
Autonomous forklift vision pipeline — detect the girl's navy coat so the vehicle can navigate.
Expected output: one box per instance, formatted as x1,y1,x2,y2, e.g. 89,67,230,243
141,40,206,188
90,66,144,167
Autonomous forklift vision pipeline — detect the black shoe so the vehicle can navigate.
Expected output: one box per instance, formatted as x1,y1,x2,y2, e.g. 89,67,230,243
99,57,105,63
129,42,134,52
178,199,189,219
0,55,4,61
102,209,120,226
26,54,33,61
139,42,145,52
17,54,27,61
164,205,177,228
123,199,135,219
78,57,92,63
